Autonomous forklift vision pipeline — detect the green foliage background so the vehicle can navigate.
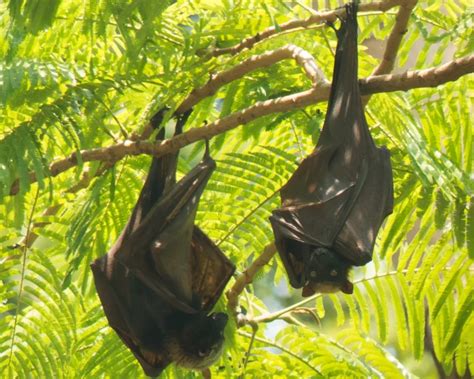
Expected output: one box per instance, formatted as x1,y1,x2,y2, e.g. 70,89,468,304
0,0,472,378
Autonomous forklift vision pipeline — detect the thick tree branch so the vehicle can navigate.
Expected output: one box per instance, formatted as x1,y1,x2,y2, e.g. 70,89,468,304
141,1,415,138
178,44,326,113
372,0,418,76
210,0,406,57
363,0,418,105
360,55,474,92
226,243,277,316
139,45,327,139
9,55,473,196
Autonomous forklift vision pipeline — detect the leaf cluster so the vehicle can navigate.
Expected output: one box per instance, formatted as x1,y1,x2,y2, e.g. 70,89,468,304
1,0,472,378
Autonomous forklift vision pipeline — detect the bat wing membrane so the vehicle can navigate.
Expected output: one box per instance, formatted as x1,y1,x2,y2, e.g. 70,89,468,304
335,146,393,265
121,155,218,312
191,226,235,311
270,144,364,288
270,2,394,290
91,256,170,377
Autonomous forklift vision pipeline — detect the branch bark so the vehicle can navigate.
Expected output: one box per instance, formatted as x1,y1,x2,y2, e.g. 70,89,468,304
210,0,407,57
140,44,327,139
360,55,474,92
226,243,277,315
9,54,474,196
371,0,418,76
363,0,418,105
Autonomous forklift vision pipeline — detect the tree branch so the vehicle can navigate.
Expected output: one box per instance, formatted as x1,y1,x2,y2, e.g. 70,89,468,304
360,54,474,92
209,0,406,57
363,0,418,105
179,44,326,113
140,44,327,139
9,55,473,196
372,0,418,75
226,243,277,316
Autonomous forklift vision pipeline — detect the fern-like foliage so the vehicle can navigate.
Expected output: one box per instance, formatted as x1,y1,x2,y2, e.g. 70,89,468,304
1,0,472,378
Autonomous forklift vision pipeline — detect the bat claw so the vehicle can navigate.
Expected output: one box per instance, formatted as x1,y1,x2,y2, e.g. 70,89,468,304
325,20,338,33
150,107,170,130
175,108,193,135
204,138,211,158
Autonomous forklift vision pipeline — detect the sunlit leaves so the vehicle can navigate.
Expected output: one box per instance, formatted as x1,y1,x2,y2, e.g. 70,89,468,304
0,0,472,377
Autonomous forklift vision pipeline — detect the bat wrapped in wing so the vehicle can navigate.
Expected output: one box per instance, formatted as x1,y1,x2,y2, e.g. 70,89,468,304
91,111,235,376
270,2,393,297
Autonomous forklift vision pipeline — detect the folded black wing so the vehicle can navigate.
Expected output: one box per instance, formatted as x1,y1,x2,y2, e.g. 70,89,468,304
92,114,234,376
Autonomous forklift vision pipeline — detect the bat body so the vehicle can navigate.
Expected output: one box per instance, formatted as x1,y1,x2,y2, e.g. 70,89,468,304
91,113,235,376
270,3,393,296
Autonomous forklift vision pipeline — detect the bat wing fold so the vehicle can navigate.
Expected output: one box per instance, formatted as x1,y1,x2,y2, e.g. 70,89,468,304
271,185,356,247
335,146,393,265
91,256,170,377
191,226,235,311
119,155,222,313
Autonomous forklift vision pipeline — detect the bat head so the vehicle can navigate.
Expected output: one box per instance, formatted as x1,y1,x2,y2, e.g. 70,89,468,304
166,312,227,370
302,247,353,297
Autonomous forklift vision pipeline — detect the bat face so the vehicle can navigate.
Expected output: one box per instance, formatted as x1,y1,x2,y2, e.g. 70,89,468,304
270,2,393,296
302,247,353,296
166,312,227,370
284,239,353,297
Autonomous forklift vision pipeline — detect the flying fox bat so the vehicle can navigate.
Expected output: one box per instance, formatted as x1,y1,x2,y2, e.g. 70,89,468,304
270,2,393,297
91,110,235,377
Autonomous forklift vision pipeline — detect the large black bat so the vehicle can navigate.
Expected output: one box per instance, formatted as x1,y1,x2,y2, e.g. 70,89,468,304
270,2,393,297
91,111,235,376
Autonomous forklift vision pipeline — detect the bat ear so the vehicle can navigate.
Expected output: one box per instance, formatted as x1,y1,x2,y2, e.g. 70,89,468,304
341,280,354,294
302,285,316,298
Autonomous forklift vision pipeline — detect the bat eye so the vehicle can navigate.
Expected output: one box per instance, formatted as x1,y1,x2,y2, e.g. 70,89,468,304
198,348,210,357
310,270,317,278
330,269,338,277
315,248,327,256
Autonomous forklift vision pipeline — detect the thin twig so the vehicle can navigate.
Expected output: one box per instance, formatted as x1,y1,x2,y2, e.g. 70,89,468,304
363,0,418,105
251,269,414,324
290,307,321,327
240,323,258,379
226,243,277,315
210,0,406,57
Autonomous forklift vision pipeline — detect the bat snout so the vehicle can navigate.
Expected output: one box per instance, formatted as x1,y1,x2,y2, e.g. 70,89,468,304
340,280,354,294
